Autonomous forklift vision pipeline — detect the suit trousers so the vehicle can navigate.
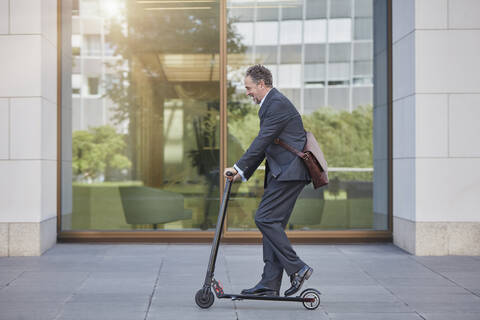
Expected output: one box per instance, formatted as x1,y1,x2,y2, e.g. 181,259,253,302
255,173,307,290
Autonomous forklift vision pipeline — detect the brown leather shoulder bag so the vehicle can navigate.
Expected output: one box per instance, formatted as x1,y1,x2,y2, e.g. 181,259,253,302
274,132,328,189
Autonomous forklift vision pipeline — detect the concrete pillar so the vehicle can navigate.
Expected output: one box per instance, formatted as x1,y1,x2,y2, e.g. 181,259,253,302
372,0,389,230
392,0,480,255
0,0,58,256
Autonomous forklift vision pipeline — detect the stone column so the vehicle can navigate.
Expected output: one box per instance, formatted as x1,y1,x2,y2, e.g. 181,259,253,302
392,0,480,255
0,0,58,256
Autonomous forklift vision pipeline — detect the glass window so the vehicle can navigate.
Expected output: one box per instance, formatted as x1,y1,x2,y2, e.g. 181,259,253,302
329,43,351,62
278,64,302,88
282,5,303,20
83,34,101,56
72,17,80,34
355,18,373,40
222,0,388,233
256,7,278,21
63,0,222,231
72,34,81,48
104,74,119,91
305,63,326,83
304,88,325,113
72,57,81,74
328,19,352,43
306,0,327,19
84,99,103,128
354,42,373,61
82,18,102,34
328,62,350,80
304,19,327,43
87,77,99,95
330,0,352,18
72,0,79,16
62,0,389,236
355,0,373,17
353,86,373,108
255,21,278,45
354,60,372,76
353,77,373,86
233,22,253,46
72,35,81,56
305,44,326,63
72,74,81,95
104,41,116,57
255,45,278,64
280,20,302,45
229,7,254,22
328,87,349,109
282,88,301,110
281,45,302,64
81,0,99,17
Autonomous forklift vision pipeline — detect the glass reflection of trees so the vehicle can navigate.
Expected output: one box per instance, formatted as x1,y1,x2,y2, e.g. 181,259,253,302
98,1,246,229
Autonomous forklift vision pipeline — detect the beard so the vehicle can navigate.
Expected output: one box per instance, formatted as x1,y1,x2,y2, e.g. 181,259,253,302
249,95,260,104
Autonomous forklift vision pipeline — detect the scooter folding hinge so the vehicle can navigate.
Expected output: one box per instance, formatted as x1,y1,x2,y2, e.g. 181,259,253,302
211,279,224,298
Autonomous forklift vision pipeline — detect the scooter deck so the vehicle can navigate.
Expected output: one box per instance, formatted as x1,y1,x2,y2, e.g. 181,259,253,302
218,293,315,303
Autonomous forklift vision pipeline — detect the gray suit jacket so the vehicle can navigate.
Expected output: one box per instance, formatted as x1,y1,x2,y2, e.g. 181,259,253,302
235,88,310,187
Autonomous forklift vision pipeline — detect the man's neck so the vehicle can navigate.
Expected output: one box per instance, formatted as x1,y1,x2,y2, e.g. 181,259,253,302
263,87,272,99
259,87,272,106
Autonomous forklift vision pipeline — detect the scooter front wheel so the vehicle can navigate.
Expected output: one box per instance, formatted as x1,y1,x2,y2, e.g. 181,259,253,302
195,288,215,309
301,288,321,310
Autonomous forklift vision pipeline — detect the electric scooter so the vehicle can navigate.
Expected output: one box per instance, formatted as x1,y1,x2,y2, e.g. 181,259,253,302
195,172,321,310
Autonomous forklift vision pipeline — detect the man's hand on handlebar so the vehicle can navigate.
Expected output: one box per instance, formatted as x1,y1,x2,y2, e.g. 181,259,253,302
224,167,241,182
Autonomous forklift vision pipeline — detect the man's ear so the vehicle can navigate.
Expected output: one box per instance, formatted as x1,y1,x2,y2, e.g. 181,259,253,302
259,80,266,89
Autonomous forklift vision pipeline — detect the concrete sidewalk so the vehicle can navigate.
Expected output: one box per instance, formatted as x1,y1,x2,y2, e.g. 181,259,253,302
0,243,479,320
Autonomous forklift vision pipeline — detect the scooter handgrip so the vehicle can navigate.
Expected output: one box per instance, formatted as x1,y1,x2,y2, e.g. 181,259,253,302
226,171,234,177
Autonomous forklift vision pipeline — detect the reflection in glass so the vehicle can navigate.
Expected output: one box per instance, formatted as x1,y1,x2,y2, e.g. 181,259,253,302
61,0,389,234
226,0,387,231
280,21,302,45
63,0,228,231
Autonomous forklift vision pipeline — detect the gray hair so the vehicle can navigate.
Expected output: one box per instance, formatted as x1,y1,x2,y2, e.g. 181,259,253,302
246,65,273,87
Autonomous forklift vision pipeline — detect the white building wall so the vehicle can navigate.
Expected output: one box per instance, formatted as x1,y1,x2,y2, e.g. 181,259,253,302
393,0,480,255
0,0,479,255
0,0,58,256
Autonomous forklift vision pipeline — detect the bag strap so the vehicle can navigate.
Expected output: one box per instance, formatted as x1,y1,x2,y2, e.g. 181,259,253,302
274,138,306,159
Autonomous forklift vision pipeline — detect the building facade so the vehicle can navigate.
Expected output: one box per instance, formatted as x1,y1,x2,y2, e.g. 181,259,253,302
0,0,479,256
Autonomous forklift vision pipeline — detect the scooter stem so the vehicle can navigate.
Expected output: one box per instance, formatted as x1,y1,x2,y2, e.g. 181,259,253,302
203,173,233,288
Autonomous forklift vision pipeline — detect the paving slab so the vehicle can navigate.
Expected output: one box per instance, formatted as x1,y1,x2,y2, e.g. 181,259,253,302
0,301,61,320
0,243,479,320
420,313,480,320
56,301,148,320
328,313,424,320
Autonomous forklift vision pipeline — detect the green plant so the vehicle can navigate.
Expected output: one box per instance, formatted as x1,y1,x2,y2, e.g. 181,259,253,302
302,105,373,181
73,125,131,182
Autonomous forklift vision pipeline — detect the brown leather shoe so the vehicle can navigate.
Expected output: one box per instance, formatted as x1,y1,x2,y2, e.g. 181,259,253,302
284,265,313,296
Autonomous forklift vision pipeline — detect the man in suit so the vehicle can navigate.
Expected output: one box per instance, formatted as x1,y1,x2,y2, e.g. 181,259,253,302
224,65,313,297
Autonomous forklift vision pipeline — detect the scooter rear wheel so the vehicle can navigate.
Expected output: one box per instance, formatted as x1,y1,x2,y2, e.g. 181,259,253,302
195,289,215,309
300,288,321,310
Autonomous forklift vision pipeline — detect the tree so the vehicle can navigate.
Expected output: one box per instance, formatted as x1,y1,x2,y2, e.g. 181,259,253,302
102,3,246,187
302,105,373,181
73,126,131,182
